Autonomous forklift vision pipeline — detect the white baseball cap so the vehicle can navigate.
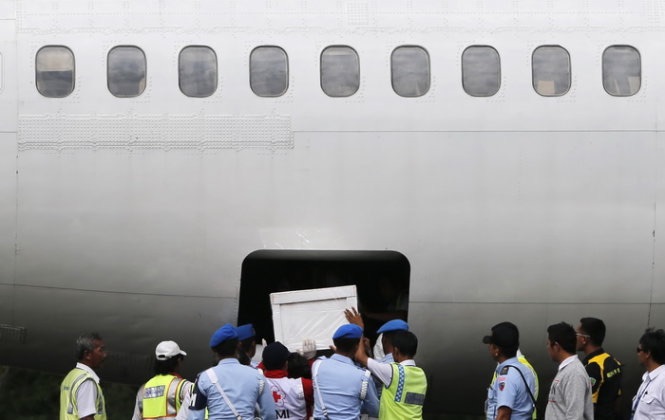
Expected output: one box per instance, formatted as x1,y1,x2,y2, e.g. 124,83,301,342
155,340,187,360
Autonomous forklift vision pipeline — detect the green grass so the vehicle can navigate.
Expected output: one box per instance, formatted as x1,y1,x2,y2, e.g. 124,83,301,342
0,366,138,420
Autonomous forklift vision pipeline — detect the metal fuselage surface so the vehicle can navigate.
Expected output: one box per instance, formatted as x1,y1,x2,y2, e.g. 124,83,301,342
1,0,664,416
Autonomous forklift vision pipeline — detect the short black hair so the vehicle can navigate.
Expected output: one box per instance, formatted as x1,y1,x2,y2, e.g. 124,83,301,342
392,330,418,358
548,322,577,354
580,317,606,346
75,333,103,361
333,337,360,353
287,353,311,379
639,328,665,365
154,355,182,375
212,338,239,358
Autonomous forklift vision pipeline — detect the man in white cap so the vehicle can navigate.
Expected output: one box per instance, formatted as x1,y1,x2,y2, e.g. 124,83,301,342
132,340,193,420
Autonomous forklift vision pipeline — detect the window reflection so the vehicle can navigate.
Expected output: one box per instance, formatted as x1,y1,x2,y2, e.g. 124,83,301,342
36,46,75,98
462,46,500,97
391,46,430,97
179,46,217,97
532,46,571,96
108,46,146,98
250,46,288,97
321,46,359,97
603,45,640,97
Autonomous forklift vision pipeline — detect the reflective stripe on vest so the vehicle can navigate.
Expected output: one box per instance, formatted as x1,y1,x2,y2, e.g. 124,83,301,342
60,368,107,420
142,374,186,419
378,363,427,420
587,352,622,404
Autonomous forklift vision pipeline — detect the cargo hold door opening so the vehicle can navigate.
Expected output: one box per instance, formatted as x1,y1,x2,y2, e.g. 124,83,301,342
238,250,410,346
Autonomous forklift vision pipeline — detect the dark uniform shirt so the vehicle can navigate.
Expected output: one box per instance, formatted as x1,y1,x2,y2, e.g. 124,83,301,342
582,348,622,420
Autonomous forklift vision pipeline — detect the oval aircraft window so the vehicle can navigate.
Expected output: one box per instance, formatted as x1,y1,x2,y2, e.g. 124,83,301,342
320,46,360,97
391,46,430,98
108,46,146,98
179,46,218,98
36,46,75,98
462,45,500,97
603,45,641,97
250,46,288,97
532,45,571,97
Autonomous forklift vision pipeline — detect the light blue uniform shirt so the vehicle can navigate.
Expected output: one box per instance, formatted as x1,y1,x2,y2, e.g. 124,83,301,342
486,357,536,420
188,358,276,420
313,354,380,419
380,353,394,363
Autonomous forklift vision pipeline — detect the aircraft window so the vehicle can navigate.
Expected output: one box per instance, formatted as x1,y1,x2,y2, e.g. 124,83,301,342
391,46,430,97
462,46,500,97
603,45,641,97
35,46,75,98
532,46,571,96
179,46,217,98
108,46,146,98
320,46,360,97
250,46,288,97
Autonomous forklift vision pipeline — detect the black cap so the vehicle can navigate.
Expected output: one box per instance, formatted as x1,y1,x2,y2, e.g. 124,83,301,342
482,322,519,349
262,342,290,370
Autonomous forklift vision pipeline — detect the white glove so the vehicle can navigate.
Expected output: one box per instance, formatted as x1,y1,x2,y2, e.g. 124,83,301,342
298,338,317,360
373,334,385,360
252,339,267,365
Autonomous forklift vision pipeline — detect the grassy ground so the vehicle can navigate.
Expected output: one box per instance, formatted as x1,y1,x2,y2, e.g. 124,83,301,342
0,366,138,420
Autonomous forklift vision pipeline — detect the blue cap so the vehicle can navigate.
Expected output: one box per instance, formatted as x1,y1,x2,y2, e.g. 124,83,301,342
209,324,238,347
237,324,256,341
377,319,409,334
333,324,363,340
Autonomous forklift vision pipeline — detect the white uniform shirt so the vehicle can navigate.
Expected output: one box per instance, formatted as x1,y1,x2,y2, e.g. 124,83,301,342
264,376,307,420
75,362,101,418
632,364,665,420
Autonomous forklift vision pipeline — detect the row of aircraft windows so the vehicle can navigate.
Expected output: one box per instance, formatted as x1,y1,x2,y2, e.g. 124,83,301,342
35,44,642,99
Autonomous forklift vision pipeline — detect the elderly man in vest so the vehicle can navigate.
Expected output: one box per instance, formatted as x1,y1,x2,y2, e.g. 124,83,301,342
132,340,193,420
60,332,108,420
355,329,427,419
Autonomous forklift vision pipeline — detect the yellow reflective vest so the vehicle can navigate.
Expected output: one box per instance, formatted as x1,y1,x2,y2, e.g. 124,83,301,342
60,367,106,420
378,363,427,420
139,374,189,419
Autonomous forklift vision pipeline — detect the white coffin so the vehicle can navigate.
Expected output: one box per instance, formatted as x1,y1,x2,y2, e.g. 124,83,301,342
270,285,357,352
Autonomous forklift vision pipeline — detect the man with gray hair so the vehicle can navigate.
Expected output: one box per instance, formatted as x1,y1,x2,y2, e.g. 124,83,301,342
60,333,108,420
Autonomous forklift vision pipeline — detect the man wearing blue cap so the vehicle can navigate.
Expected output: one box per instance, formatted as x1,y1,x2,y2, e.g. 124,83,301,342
311,324,379,419
356,330,427,420
188,324,276,420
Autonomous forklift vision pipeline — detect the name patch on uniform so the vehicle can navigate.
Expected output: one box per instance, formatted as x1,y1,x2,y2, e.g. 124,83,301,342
144,385,165,399
404,392,425,406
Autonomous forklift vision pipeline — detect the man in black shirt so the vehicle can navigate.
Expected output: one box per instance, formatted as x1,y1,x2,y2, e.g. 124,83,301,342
576,317,623,420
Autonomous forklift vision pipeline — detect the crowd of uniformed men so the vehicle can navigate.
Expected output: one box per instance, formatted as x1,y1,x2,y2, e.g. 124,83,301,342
59,311,665,420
